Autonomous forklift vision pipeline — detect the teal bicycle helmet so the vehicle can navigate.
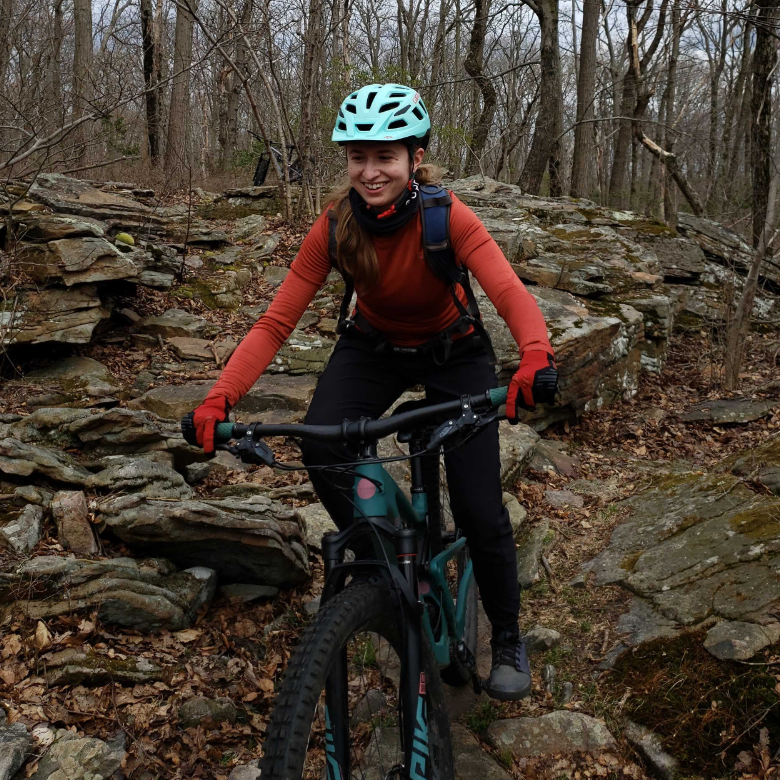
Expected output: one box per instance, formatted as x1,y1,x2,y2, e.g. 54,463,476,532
332,84,430,147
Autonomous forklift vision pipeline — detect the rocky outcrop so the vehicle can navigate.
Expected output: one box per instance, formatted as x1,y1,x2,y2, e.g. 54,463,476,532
95,493,309,586
1,555,216,631
582,435,780,660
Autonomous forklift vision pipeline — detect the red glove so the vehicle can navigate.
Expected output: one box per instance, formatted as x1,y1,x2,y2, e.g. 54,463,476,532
506,351,558,423
190,396,231,454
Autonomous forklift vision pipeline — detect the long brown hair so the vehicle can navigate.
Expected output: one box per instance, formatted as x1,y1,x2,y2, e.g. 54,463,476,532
327,163,444,291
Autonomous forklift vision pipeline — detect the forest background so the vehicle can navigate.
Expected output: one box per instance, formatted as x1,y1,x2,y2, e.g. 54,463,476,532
2,0,780,239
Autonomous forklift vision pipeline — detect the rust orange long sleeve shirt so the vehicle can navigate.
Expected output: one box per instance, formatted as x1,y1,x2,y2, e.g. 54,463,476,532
205,192,553,408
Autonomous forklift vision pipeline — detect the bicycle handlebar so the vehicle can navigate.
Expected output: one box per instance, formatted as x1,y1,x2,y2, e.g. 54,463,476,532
214,386,508,445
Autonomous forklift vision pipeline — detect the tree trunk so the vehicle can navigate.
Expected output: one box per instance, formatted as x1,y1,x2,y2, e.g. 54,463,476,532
662,0,681,226
725,173,779,389
45,0,64,123
464,0,497,175
221,0,252,171
750,0,780,247
164,0,196,189
570,0,599,197
72,0,94,163
519,0,563,196
299,0,323,185
140,0,159,161
0,0,13,94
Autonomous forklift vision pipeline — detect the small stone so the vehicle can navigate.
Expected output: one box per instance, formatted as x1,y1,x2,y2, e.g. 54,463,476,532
137,309,220,339
44,648,164,686
13,485,52,506
219,583,279,603
544,489,584,509
516,520,550,588
541,664,556,693
263,265,289,287
0,504,44,554
168,337,237,363
529,441,580,477
623,719,679,780
598,643,628,670
559,681,574,704
229,760,262,780
179,696,237,729
703,620,780,661
51,490,98,555
318,317,338,335
132,371,155,395
298,311,319,329
304,597,321,617
232,214,267,240
351,689,388,726
241,303,268,319
184,462,212,484
502,492,527,537
263,614,288,636
524,626,561,655
0,722,31,780
488,711,616,757
568,571,589,589
27,728,125,780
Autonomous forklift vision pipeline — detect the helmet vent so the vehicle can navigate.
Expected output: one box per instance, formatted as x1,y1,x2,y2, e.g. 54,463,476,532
337,121,347,130
389,92,406,98
412,106,423,120
387,119,408,130
366,91,378,109
395,105,410,115
379,101,400,112
345,103,356,113
356,123,373,131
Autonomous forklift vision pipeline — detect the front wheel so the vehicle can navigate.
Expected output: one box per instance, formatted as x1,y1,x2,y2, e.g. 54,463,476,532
259,580,454,779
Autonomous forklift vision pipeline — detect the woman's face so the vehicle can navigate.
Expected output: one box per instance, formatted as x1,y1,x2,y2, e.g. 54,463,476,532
346,142,425,208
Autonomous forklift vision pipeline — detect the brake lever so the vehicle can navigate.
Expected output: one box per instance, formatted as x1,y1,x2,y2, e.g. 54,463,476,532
425,395,501,451
218,423,277,466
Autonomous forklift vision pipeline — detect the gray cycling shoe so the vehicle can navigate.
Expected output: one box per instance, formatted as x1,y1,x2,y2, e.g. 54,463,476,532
482,634,532,701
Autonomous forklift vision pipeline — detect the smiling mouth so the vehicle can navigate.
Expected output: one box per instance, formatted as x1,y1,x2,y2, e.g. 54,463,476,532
363,182,389,191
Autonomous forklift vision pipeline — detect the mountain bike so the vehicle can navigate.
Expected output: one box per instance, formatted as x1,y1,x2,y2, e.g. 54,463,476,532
185,385,509,779
251,135,304,187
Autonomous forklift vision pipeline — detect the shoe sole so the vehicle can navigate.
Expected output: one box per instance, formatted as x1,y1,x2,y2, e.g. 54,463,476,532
481,680,532,701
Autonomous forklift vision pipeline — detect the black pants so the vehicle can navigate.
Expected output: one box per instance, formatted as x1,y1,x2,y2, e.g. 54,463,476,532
301,331,520,638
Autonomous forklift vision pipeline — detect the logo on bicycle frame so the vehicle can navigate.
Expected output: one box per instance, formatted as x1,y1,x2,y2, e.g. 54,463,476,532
409,694,429,780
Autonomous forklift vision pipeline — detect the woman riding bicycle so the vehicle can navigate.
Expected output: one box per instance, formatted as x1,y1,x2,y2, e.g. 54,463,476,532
190,83,558,701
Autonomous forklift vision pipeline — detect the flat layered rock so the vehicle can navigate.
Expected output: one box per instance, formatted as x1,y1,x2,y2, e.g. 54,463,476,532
267,329,336,375
16,214,106,240
451,724,513,779
1,285,110,348
18,237,139,286
128,382,215,421
0,438,92,485
85,459,193,499
168,336,237,363
137,308,220,339
488,711,616,757
1,406,196,462
583,466,780,657
0,722,31,780
680,398,779,424
719,432,780,495
96,493,309,586
1,556,216,631
43,648,165,686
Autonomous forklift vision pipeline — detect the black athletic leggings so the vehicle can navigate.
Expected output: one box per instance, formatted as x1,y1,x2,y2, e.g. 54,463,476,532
300,330,520,638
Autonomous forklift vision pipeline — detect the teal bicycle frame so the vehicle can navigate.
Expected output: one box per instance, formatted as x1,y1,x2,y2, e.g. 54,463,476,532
350,460,474,667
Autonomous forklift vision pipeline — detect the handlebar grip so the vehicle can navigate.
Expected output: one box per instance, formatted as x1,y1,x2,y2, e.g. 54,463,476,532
215,422,236,443
488,386,508,407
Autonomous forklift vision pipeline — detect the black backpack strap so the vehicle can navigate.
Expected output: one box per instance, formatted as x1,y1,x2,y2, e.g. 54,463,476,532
418,184,497,366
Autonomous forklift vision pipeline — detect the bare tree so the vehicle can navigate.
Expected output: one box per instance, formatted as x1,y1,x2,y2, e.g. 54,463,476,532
164,0,197,188
570,0,600,197
140,0,160,161
750,0,780,248
464,0,497,174
518,0,564,196
72,0,94,163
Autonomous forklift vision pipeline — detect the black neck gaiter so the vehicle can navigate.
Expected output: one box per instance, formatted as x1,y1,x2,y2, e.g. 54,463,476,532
349,180,420,235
